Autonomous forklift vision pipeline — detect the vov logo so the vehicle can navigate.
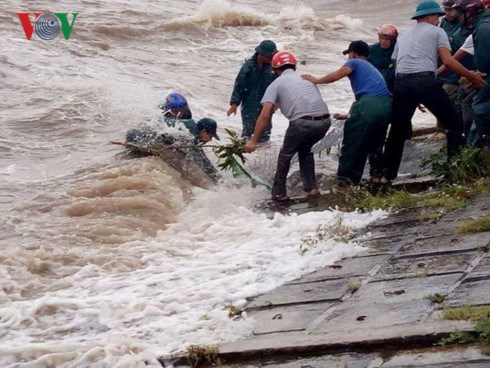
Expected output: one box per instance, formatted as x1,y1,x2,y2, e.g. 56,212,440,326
17,13,79,40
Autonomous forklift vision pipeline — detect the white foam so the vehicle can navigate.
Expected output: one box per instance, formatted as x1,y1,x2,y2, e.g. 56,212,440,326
0,164,16,175
0,184,386,366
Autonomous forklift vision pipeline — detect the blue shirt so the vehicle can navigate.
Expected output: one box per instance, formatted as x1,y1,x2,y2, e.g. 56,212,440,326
344,59,390,100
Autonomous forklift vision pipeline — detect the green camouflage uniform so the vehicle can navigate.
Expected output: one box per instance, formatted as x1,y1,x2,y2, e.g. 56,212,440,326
230,54,277,142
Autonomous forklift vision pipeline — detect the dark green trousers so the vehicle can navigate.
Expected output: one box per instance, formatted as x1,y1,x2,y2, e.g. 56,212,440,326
337,95,392,185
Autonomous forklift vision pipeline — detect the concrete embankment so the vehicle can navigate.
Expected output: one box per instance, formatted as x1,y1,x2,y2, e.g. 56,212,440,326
165,135,490,367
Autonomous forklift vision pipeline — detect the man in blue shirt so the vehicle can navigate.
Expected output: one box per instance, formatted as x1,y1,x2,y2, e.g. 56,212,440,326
302,40,392,187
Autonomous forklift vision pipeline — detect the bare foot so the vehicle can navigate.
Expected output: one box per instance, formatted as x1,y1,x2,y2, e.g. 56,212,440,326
379,177,392,185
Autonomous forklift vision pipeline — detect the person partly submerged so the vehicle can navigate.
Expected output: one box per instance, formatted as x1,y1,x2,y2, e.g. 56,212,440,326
124,92,221,185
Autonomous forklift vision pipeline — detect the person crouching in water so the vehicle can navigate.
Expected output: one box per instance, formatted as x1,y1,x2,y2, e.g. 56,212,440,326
160,92,220,144
302,41,392,188
244,51,331,202
125,92,221,183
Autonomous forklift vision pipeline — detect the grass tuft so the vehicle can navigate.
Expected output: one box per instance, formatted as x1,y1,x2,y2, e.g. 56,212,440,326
223,303,243,319
459,216,490,234
187,345,221,368
439,305,490,346
442,305,490,321
421,147,490,183
424,293,447,304
347,280,361,295
300,214,355,254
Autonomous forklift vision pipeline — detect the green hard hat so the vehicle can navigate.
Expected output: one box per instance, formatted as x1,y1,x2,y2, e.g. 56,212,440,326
255,40,277,57
411,0,445,19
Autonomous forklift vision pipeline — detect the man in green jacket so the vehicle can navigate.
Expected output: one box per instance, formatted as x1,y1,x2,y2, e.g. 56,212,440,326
227,40,277,142
454,0,490,147
369,24,398,92
440,0,474,93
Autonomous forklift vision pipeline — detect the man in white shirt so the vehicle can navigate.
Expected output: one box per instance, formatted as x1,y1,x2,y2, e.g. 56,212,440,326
244,51,331,202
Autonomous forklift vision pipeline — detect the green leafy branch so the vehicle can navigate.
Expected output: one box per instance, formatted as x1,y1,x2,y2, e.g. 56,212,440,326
212,129,247,172
211,129,272,190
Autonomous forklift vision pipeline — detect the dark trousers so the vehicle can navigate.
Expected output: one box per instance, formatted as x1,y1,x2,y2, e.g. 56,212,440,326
383,72,465,180
472,83,490,148
242,107,272,142
338,95,392,185
460,90,478,145
272,118,330,198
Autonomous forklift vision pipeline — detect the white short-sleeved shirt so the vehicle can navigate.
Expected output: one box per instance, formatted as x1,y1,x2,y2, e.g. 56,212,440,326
460,35,474,56
392,22,451,74
261,69,329,121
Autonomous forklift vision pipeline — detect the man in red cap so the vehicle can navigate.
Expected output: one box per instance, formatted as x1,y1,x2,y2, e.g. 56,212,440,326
245,51,331,202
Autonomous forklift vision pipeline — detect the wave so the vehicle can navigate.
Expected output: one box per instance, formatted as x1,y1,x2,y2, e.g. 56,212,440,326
91,25,156,40
163,0,268,30
162,0,363,34
64,157,191,243
8,157,193,248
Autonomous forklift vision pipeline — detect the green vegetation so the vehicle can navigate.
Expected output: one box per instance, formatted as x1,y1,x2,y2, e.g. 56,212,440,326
300,215,355,254
417,213,441,222
325,215,355,242
223,303,243,319
187,345,221,367
355,189,414,210
439,329,479,346
313,153,490,214
345,178,490,213
212,129,271,189
212,129,247,172
421,147,490,183
424,293,447,304
439,321,490,346
347,280,361,295
442,305,490,321
459,216,490,234
355,185,480,212
439,305,490,346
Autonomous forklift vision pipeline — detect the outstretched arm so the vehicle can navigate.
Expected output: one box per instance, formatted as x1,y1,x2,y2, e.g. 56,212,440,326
229,62,251,108
439,47,486,88
302,66,352,85
437,48,471,76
